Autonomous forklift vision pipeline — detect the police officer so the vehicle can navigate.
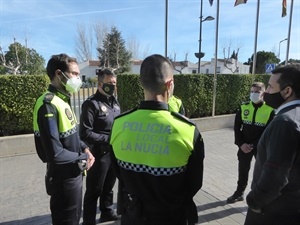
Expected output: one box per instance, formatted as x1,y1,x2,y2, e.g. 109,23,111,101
227,82,274,204
80,69,121,224
109,54,205,225
168,95,185,115
33,53,95,225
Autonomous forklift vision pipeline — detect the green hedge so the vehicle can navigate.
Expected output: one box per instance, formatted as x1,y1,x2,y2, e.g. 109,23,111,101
0,75,49,136
117,74,271,118
0,73,271,136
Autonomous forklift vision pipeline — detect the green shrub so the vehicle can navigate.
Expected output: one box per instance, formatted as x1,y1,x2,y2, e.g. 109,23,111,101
0,73,271,136
0,75,49,136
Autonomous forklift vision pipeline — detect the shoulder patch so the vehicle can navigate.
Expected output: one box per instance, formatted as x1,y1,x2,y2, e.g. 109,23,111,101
65,108,73,120
43,93,54,103
171,111,195,126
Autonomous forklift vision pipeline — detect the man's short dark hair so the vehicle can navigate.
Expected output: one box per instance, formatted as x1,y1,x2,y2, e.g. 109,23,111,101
251,82,265,92
97,68,116,82
140,54,173,93
272,63,300,98
46,53,77,80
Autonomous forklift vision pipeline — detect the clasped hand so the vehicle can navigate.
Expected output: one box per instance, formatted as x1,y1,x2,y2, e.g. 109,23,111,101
84,148,95,170
240,143,253,153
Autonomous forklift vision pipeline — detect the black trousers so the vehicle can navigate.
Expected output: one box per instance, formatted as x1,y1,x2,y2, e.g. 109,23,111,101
50,172,83,225
237,148,256,192
245,208,300,225
120,193,192,225
121,210,187,225
83,152,117,225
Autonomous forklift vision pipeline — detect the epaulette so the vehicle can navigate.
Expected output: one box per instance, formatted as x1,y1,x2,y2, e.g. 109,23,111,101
86,94,95,101
114,107,138,120
43,93,54,104
241,101,250,105
171,111,195,126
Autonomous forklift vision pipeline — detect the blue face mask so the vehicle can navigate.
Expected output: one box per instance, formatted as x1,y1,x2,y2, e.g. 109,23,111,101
102,83,115,96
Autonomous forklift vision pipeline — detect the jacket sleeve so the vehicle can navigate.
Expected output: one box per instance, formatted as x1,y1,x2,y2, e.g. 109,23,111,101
234,107,244,147
185,127,205,198
79,100,109,145
37,103,87,164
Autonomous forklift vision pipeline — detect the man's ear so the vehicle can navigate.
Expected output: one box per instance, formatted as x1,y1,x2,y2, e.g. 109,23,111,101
166,79,173,89
55,69,62,78
284,86,293,98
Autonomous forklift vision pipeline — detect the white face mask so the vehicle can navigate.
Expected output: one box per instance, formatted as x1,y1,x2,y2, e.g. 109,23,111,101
250,92,262,103
61,72,82,93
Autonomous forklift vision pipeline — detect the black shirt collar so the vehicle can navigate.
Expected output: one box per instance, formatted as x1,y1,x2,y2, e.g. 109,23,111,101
95,90,116,104
251,101,264,108
139,101,169,111
48,84,71,102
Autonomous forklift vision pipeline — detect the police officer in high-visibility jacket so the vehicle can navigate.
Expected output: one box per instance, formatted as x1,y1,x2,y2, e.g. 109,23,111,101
168,95,185,115
227,82,275,204
109,54,205,225
33,53,95,225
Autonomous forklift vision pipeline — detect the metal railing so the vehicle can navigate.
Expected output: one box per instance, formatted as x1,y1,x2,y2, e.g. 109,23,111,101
71,85,97,122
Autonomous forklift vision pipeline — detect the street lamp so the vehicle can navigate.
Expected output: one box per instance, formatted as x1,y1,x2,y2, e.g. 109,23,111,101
278,38,287,62
195,0,214,74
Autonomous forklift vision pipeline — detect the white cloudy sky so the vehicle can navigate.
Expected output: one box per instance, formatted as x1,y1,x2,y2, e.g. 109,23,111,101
0,0,299,64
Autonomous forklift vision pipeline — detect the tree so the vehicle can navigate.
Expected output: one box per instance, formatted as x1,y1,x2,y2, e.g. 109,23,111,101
97,27,132,74
74,23,93,62
0,40,45,75
126,35,151,60
74,20,110,62
223,47,240,74
279,58,300,66
168,52,189,74
246,51,280,74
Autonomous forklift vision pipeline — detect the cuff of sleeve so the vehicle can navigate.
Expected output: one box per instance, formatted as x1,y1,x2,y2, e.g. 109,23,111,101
246,190,262,210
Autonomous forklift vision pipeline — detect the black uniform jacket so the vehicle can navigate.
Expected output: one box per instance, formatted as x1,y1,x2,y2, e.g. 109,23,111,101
79,90,120,156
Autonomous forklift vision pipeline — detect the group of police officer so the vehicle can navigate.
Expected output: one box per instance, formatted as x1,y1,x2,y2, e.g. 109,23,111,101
33,53,196,225
33,53,300,225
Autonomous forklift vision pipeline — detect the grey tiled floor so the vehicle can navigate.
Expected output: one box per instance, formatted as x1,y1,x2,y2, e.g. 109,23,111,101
0,128,252,224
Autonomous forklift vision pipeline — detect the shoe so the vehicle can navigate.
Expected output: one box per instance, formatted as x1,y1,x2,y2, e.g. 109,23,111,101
99,213,121,223
227,192,244,204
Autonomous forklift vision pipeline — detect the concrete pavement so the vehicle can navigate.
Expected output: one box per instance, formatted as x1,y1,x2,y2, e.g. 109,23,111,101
0,128,253,225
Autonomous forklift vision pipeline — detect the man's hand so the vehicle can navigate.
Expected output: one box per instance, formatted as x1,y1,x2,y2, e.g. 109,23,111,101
240,143,253,153
84,148,95,170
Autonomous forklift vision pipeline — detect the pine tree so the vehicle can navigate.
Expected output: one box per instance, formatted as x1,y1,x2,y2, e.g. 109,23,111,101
97,27,132,74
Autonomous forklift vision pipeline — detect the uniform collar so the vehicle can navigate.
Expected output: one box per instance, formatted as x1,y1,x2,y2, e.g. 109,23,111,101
251,101,264,108
95,90,116,104
139,101,169,111
48,84,71,102
276,100,300,114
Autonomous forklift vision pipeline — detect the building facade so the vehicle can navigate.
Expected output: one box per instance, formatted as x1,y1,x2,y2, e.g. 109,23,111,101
79,58,250,78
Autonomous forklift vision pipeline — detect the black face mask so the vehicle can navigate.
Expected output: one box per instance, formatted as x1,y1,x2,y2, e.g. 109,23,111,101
264,91,285,109
102,83,115,96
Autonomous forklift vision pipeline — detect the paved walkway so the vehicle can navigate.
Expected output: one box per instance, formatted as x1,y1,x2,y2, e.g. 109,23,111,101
0,128,253,225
